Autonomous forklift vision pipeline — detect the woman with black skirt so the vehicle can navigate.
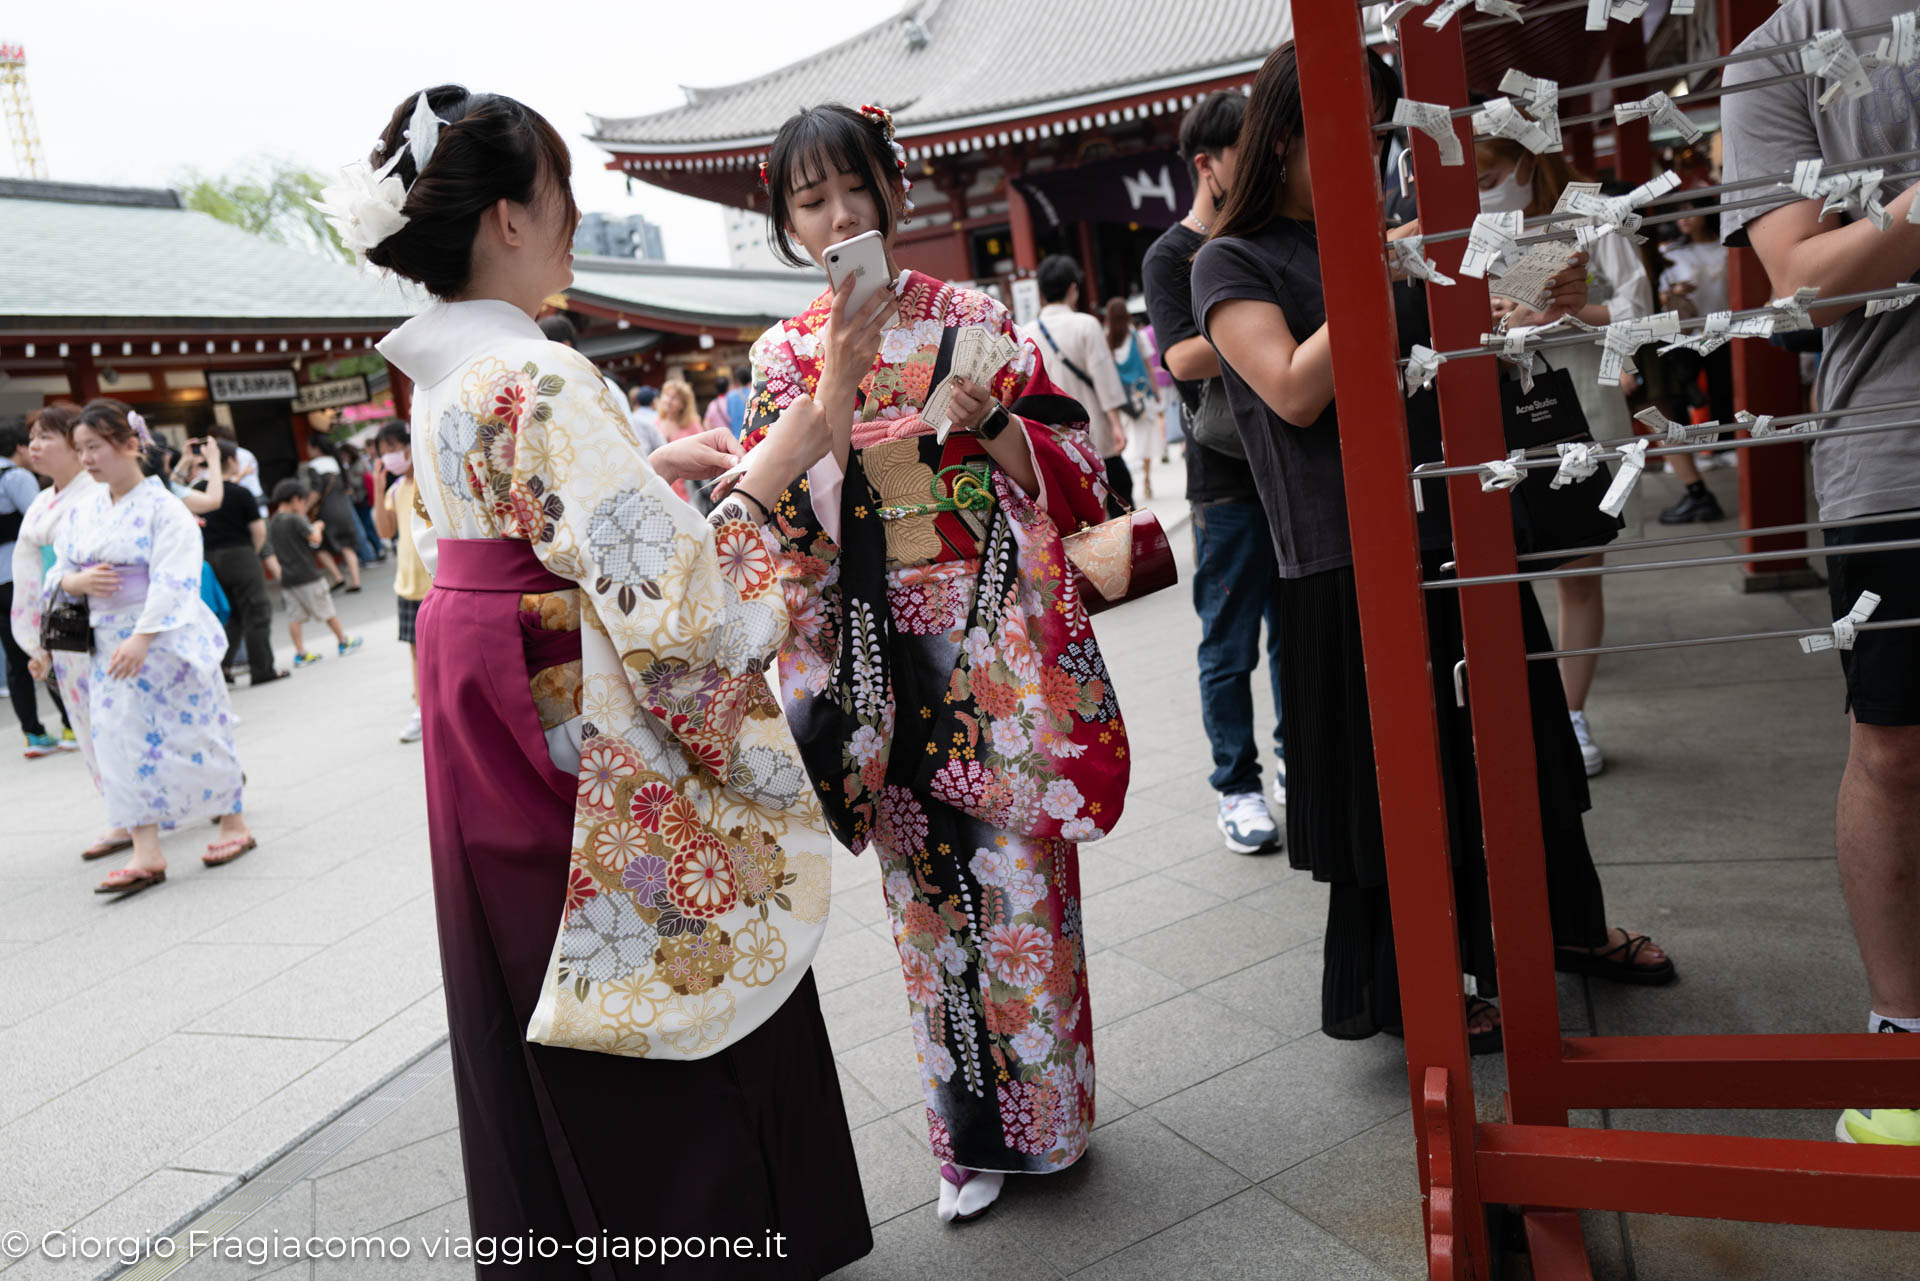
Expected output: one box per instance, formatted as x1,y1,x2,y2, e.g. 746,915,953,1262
1192,43,1677,1049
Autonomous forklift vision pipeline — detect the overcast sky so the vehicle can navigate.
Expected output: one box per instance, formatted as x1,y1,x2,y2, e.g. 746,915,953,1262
9,0,899,266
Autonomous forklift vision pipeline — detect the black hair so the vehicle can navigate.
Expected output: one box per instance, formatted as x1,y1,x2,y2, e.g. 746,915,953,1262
1037,254,1083,305
1179,91,1248,187
537,313,578,346
0,418,27,457
634,385,657,407
212,438,238,465
375,421,411,448
731,363,752,384
712,373,731,395
271,478,310,507
74,398,139,451
763,104,903,269
363,85,581,300
1211,42,1401,246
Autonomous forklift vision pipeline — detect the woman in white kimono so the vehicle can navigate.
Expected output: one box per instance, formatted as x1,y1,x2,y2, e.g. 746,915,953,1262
51,401,255,896
343,84,872,1276
7,404,124,856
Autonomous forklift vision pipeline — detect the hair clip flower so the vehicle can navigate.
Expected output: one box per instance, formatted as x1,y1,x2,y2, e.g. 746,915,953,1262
127,410,154,446
858,103,895,140
758,160,769,189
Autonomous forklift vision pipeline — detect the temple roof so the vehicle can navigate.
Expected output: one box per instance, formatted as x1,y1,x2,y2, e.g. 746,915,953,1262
563,258,827,336
587,0,1293,151
0,179,421,331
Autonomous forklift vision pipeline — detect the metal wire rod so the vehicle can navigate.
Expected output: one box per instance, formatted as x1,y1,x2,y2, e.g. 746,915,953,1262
1462,0,1587,31
1554,68,1811,128
1409,283,1920,365
1416,167,1920,250
1425,534,1920,590
1431,397,1920,474
1438,508,1920,572
1526,617,1920,662
1412,149,1920,247
1451,615,1920,702
1375,15,1907,133
1411,413,1920,481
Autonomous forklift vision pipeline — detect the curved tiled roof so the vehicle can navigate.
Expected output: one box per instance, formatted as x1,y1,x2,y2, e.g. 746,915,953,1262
588,0,1292,149
564,258,827,330
0,181,421,327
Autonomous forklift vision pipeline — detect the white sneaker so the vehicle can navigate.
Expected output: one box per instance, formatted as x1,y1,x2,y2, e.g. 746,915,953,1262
1569,710,1604,777
399,708,423,744
1217,792,1280,855
1271,764,1287,810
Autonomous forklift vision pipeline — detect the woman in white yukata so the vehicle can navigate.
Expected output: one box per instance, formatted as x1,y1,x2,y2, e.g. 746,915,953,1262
50,401,255,897
7,404,127,858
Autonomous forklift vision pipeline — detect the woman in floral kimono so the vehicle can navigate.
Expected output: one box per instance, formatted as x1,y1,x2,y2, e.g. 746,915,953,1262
743,103,1129,1223
351,85,869,1277
50,401,254,896
8,405,122,856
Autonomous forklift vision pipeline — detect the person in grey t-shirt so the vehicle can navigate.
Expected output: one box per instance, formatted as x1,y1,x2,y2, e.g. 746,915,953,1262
1721,0,1920,1146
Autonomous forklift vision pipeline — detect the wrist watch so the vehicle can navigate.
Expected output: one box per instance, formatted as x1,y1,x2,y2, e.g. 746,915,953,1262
977,402,1013,442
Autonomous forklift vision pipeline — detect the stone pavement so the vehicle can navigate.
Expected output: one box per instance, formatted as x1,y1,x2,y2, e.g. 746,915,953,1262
1,459,1911,1280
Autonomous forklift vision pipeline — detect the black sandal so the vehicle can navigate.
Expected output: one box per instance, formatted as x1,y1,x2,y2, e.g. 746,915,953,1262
1555,930,1677,986
1382,997,1504,1056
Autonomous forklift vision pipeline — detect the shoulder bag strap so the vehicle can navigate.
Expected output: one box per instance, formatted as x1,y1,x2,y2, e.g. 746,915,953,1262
1035,318,1098,393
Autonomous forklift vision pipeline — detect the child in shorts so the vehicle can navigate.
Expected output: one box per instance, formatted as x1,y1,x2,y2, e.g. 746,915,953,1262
267,479,362,668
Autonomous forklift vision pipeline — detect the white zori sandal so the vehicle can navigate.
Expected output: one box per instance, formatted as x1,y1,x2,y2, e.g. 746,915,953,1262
936,1163,1005,1223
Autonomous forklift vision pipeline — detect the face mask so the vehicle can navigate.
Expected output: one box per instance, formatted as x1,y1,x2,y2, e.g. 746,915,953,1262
380,450,411,476
1478,167,1532,214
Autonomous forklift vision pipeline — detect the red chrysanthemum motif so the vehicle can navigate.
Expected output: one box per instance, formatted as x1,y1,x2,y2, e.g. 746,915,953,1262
971,673,1020,721
714,523,776,596
564,866,598,914
669,836,738,919
488,371,535,434
629,781,675,832
1041,667,1082,718
686,738,728,778
659,795,707,850
578,739,639,814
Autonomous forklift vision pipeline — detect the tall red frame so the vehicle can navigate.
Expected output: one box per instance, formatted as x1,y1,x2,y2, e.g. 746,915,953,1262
1289,6,1920,1277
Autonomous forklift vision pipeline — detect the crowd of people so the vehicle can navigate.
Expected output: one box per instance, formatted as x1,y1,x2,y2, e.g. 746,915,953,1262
6,15,1913,1273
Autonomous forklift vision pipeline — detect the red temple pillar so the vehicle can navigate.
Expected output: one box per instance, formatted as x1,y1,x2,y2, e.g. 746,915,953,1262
1007,181,1040,272
1610,36,1652,183
1076,220,1102,308
390,366,414,421
1721,0,1816,587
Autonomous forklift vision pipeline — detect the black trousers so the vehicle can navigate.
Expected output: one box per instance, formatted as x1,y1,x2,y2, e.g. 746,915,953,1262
1,579,68,738
205,545,276,682
1103,454,1135,519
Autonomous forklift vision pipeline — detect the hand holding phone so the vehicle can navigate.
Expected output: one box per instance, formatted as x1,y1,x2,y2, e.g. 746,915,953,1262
824,230,892,319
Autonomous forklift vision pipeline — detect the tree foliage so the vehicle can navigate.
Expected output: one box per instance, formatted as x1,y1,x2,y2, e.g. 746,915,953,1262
176,158,351,264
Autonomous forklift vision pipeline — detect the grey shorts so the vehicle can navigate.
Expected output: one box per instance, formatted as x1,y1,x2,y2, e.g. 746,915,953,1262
284,579,336,625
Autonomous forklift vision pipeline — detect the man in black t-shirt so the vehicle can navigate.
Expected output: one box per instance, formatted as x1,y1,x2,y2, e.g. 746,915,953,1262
1141,91,1286,857
184,438,284,686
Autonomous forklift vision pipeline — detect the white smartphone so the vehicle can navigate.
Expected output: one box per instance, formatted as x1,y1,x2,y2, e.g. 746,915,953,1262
824,230,893,318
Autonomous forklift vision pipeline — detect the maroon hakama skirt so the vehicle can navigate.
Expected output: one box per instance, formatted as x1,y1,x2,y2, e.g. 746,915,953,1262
418,537,872,1279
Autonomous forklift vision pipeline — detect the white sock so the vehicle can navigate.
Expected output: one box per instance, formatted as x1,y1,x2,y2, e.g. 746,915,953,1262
1870,1011,1920,1034
953,1171,1004,1220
